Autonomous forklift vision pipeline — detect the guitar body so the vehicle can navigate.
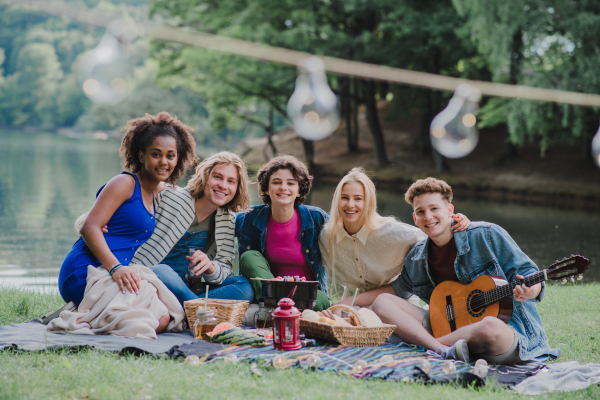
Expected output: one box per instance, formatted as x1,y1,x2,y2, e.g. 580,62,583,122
430,275,513,338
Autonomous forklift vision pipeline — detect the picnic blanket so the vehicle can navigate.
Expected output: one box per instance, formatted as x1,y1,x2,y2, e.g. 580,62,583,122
166,340,545,387
0,318,213,355
47,265,186,339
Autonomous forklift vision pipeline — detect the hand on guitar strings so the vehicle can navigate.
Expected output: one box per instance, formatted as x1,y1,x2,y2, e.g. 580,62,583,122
513,274,542,302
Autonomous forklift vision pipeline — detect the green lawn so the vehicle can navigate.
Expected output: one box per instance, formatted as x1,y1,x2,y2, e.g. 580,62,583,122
1,283,599,400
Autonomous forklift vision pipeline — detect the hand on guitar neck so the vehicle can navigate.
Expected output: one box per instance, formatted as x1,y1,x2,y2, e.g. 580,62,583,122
513,274,542,302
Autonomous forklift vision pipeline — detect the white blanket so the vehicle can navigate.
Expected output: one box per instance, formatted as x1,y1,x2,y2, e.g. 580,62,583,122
48,265,185,339
513,361,600,394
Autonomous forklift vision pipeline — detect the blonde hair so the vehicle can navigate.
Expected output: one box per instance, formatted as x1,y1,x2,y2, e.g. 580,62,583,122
187,151,251,213
323,167,395,298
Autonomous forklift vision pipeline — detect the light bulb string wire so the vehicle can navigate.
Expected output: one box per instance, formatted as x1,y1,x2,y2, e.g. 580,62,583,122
4,0,600,108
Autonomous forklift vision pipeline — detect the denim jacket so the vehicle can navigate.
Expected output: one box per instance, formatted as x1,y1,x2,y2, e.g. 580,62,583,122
236,204,329,295
392,221,559,361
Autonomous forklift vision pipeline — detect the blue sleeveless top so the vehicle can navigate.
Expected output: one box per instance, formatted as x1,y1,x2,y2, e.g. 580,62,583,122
58,172,155,305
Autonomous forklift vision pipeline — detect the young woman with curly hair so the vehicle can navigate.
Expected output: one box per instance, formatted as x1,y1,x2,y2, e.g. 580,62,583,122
132,151,254,305
236,155,330,311
58,112,196,333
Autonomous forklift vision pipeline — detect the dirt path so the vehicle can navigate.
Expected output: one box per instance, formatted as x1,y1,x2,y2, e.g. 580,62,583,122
242,102,600,209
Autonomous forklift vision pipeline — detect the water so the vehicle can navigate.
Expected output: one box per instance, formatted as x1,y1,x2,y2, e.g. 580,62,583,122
0,131,597,295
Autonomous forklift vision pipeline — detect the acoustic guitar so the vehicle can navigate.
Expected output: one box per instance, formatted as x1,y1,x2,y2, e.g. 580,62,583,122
429,255,589,338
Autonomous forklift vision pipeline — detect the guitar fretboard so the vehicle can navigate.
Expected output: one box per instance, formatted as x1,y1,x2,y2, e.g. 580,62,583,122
482,272,545,307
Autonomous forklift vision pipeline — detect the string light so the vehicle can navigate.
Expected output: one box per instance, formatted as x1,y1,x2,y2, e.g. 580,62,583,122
417,359,432,374
591,120,600,168
442,361,456,374
287,57,340,141
78,20,136,104
223,353,239,364
430,83,482,158
473,359,488,378
351,359,368,374
184,355,200,366
272,354,286,369
306,354,323,368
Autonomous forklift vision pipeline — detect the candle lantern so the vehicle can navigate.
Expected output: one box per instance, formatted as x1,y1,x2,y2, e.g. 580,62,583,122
272,297,301,350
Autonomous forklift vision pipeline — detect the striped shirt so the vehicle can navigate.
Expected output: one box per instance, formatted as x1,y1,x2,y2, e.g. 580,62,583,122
131,185,235,285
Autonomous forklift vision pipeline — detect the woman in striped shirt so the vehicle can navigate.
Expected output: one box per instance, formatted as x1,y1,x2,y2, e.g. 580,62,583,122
134,151,254,305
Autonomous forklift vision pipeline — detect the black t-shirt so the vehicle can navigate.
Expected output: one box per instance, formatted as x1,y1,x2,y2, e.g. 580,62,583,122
428,237,459,285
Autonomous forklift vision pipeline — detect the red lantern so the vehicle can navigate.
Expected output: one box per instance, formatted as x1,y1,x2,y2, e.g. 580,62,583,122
272,297,301,350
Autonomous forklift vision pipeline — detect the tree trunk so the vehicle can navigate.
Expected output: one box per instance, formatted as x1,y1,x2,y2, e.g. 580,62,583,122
263,107,277,161
351,78,359,151
418,88,449,172
362,79,388,167
339,77,358,153
302,139,315,170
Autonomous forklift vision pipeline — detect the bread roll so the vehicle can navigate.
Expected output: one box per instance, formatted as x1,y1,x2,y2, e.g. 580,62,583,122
333,315,352,327
356,308,383,327
317,317,339,325
301,309,321,322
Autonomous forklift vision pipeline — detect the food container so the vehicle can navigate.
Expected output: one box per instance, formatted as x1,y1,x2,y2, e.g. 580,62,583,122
184,299,249,328
300,305,396,347
260,279,319,310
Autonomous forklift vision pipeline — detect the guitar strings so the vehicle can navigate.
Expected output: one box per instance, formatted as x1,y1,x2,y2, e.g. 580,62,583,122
436,259,583,323
439,273,545,320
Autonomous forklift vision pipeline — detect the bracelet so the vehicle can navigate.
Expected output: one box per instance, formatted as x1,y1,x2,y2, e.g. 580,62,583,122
109,263,123,276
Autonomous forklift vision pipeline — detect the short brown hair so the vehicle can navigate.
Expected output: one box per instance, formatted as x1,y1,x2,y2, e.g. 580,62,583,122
187,151,251,212
257,155,313,205
120,112,197,184
404,177,453,206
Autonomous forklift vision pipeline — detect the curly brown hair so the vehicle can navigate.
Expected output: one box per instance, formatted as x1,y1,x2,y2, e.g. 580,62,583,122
404,177,453,206
187,151,251,212
257,155,313,205
119,112,197,184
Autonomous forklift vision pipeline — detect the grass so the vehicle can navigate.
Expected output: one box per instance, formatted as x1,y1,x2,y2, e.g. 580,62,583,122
1,283,599,400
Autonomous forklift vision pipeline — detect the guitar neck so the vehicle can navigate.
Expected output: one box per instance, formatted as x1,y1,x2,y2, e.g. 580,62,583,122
483,271,545,307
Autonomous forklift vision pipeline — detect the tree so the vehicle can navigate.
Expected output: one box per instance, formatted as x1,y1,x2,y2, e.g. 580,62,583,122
453,0,600,159
149,0,413,168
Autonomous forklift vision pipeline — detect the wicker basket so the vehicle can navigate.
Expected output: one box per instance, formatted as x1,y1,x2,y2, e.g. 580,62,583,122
184,299,249,328
300,320,396,347
300,305,396,347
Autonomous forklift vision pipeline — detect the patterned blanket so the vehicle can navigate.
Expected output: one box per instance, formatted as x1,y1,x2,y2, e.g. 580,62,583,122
166,340,545,386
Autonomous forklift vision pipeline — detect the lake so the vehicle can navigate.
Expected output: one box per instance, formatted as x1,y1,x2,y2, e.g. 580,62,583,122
0,130,597,295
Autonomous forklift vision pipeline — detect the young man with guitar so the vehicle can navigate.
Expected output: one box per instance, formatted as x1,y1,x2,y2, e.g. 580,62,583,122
372,177,560,365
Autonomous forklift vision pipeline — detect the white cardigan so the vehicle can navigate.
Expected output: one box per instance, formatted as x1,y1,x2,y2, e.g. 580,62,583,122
131,185,235,285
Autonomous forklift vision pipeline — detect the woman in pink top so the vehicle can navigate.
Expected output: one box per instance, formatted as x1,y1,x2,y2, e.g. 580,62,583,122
236,155,330,310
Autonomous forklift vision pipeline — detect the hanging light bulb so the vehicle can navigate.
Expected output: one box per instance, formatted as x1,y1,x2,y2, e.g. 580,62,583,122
591,120,600,167
78,20,137,105
287,57,340,141
430,83,482,158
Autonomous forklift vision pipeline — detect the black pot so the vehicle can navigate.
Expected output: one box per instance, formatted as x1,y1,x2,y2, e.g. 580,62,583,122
261,280,319,310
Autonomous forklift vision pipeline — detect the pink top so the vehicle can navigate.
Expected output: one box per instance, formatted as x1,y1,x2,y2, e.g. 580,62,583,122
264,210,315,281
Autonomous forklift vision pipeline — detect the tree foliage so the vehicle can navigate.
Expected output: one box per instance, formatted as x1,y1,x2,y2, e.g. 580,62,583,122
453,0,600,155
0,0,210,143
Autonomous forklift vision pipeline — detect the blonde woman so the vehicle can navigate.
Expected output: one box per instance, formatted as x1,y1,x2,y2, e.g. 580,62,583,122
131,151,253,304
319,167,470,307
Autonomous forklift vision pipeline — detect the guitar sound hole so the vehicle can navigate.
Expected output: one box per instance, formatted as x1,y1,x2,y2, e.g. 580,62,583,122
467,290,486,317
